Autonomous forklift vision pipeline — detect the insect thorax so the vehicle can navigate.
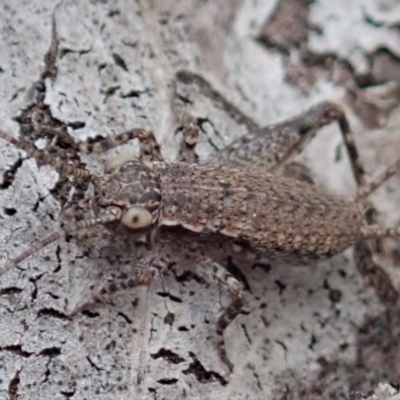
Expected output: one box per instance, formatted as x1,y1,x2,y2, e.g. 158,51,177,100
99,161,162,226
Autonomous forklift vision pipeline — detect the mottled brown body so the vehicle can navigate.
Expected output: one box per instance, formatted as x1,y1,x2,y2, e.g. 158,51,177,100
102,161,365,265
158,163,365,261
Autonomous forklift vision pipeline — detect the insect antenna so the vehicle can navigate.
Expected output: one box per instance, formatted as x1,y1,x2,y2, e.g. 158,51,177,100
0,213,118,277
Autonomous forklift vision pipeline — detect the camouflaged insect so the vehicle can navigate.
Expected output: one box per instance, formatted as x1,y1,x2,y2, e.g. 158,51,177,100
1,70,400,373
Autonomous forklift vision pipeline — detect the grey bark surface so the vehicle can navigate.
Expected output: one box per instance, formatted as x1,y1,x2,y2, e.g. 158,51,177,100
1,0,400,399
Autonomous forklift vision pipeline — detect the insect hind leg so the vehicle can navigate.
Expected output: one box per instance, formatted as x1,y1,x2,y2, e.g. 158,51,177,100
174,71,367,181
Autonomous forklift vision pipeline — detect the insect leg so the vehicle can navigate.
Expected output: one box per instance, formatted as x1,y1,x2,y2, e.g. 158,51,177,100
173,70,259,165
69,267,158,316
78,128,164,162
171,77,200,163
279,161,315,185
175,70,261,133
174,71,366,182
0,129,93,181
175,112,200,164
195,256,245,372
213,102,366,180
356,156,400,200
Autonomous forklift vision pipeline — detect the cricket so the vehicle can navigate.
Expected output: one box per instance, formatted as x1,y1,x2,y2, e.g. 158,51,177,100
1,69,400,373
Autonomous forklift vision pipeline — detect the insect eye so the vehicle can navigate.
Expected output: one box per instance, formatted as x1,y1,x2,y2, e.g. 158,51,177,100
121,207,153,229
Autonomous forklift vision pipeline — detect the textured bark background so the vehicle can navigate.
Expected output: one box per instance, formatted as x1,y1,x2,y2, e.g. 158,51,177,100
2,0,400,399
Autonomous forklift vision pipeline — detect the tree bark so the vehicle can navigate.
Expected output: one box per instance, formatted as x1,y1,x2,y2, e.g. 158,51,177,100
1,0,400,399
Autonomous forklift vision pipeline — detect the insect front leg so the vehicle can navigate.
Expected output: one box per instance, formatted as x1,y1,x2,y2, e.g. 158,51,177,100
77,128,164,162
194,256,245,372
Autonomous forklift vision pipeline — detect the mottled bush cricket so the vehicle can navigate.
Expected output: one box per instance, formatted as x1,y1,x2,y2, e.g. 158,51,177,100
1,70,400,373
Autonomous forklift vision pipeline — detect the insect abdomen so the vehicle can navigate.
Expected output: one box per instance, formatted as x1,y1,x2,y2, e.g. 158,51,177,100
158,163,365,260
